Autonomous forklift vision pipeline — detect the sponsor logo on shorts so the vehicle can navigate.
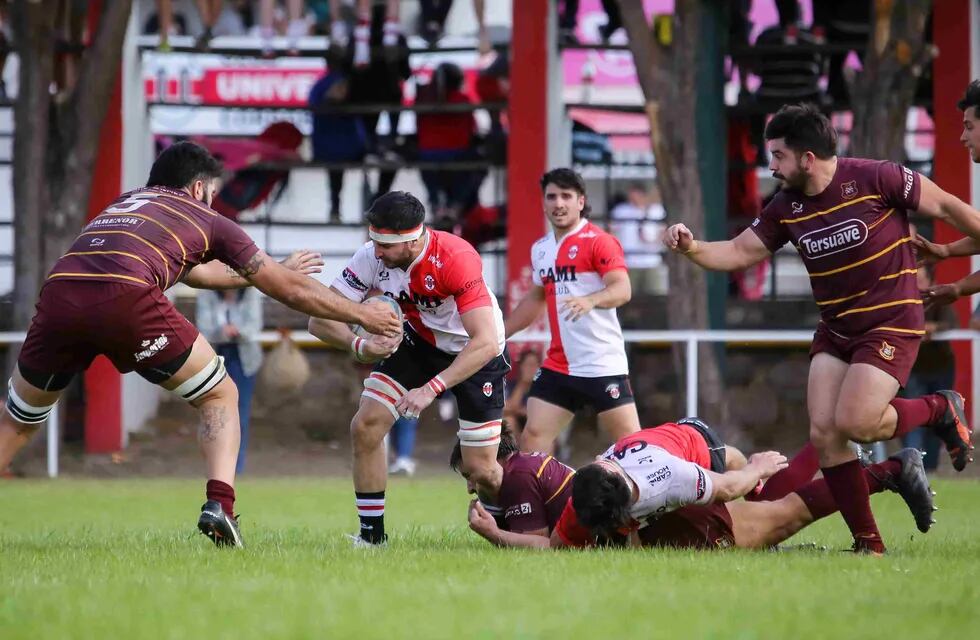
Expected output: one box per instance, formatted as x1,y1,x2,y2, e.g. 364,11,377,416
798,218,868,260
342,268,369,292
567,245,579,260
841,180,858,200
605,383,621,399
505,503,533,518
532,368,542,382
646,465,671,486
134,334,169,362
424,274,436,291
482,382,493,397
751,217,761,227
879,340,896,361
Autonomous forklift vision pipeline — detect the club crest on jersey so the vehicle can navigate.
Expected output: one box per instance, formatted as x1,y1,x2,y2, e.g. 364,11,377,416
606,383,621,399
567,245,579,260
482,382,493,397
841,180,858,200
879,341,896,361
424,274,436,291
798,218,868,259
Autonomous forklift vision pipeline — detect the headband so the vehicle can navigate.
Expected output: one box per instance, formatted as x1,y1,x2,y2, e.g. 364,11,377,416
369,224,424,243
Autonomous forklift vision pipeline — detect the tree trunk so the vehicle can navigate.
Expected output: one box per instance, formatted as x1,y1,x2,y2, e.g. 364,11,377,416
617,0,729,428
849,0,933,161
10,2,132,330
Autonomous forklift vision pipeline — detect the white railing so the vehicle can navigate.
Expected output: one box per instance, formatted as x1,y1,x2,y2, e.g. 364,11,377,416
3,328,978,478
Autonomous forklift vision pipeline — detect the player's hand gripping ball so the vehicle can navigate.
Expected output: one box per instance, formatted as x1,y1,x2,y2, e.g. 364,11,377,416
350,295,404,363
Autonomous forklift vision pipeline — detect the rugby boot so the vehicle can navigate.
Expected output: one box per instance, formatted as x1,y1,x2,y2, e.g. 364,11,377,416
198,500,244,548
874,448,936,533
932,390,974,471
347,532,388,548
850,535,886,556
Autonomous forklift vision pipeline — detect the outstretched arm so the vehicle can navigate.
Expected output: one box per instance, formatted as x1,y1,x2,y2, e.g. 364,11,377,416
707,451,788,502
182,250,324,290
916,175,980,240
665,225,772,272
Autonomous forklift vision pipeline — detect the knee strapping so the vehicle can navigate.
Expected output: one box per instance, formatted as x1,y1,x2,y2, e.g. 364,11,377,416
5,379,57,425
171,356,226,402
362,373,406,419
457,419,502,447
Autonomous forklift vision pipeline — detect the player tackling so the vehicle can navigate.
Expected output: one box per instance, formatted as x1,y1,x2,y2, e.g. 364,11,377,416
664,103,976,554
0,142,400,547
309,191,509,545
505,168,640,453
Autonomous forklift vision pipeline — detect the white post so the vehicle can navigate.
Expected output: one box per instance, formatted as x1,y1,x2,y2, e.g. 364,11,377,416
47,403,59,478
685,336,698,417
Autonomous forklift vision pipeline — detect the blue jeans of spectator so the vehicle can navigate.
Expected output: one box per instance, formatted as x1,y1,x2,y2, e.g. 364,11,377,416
217,344,256,475
391,416,418,460
900,370,953,471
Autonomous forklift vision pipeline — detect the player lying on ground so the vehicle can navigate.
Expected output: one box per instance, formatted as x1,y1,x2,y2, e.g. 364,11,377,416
665,103,973,554
0,142,401,548
309,191,510,545
505,168,640,454
452,421,935,551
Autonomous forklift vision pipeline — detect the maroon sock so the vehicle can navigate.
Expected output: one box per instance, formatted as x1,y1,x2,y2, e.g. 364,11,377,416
889,396,945,438
863,459,902,493
206,479,236,516
747,443,820,501
821,459,884,551
794,459,902,521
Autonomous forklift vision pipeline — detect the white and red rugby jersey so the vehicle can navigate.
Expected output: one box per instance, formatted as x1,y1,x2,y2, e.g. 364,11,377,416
333,229,505,355
532,219,629,377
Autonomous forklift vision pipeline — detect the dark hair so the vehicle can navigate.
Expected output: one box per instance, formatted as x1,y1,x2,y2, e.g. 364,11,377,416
146,141,223,189
957,80,980,113
435,62,465,94
540,167,592,217
571,463,632,539
764,103,838,160
366,191,426,231
449,423,518,473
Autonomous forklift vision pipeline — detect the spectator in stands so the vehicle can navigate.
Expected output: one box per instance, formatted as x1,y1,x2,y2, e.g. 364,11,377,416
416,61,482,227
347,3,409,202
329,0,400,68
475,49,509,160
754,0,825,108
388,416,419,476
54,0,86,100
309,56,368,222
419,0,489,53
609,183,667,294
810,0,870,104
147,2,189,52
901,267,957,472
557,0,579,46
196,288,264,475
259,0,308,57
503,350,542,434
195,0,225,51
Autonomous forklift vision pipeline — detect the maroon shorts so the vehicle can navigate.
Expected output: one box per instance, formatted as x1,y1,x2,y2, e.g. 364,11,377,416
637,504,735,550
18,279,199,387
809,322,921,387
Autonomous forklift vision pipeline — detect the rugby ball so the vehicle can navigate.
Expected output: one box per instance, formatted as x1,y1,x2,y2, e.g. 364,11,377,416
350,294,404,339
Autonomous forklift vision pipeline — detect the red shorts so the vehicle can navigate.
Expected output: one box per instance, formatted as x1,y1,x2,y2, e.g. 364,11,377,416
809,322,921,387
18,279,199,384
637,503,735,549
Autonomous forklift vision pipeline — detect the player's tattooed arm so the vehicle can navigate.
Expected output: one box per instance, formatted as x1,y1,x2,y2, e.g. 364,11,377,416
235,253,265,278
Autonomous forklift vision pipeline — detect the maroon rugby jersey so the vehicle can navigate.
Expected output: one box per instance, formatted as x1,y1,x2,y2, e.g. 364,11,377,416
751,158,924,337
498,452,576,534
49,186,259,290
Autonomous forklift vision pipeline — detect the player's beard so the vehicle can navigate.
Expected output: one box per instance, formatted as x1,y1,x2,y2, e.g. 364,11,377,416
773,162,807,191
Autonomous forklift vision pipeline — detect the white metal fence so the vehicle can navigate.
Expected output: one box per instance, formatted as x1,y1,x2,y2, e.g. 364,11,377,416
3,328,979,478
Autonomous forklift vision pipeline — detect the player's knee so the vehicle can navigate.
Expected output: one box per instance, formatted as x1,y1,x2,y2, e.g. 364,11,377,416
832,406,879,441
808,421,835,449
350,412,387,453
171,355,229,405
457,418,502,449
4,379,57,427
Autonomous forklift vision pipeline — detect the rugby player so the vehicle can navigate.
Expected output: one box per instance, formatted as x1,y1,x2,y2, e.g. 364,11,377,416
505,168,640,454
0,142,401,547
664,103,975,554
453,422,934,552
309,191,509,545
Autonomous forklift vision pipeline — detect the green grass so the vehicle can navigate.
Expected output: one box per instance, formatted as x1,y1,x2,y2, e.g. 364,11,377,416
2,477,978,640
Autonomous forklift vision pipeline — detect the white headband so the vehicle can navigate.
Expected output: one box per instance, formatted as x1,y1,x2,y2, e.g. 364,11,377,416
369,224,425,243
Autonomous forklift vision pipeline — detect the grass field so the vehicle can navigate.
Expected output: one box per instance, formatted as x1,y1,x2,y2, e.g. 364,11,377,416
2,476,978,640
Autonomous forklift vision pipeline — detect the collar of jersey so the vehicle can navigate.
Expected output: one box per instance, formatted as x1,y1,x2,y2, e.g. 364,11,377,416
405,228,432,274
553,218,589,247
